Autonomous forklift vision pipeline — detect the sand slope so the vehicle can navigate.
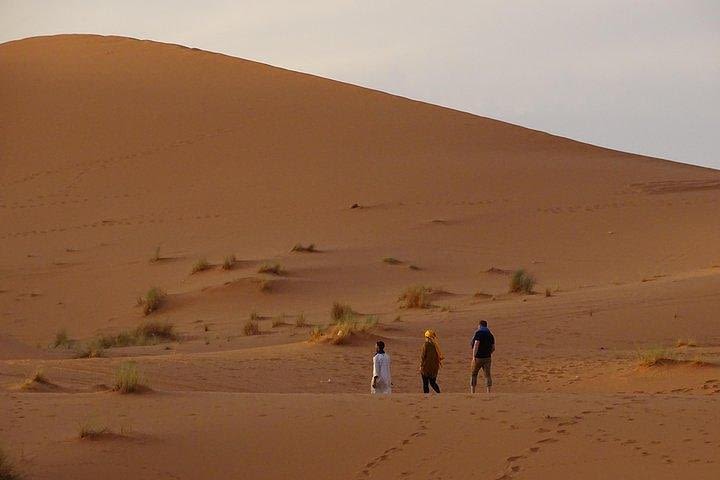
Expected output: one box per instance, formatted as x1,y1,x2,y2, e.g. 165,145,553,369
1,34,719,479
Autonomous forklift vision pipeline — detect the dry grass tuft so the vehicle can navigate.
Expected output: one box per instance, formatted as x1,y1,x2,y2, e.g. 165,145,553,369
331,302,355,322
0,447,20,480
258,263,283,275
244,314,261,336
96,321,176,349
114,361,144,393
295,313,309,327
21,368,50,390
408,264,421,270
79,421,111,440
75,340,105,359
272,315,289,328
544,288,552,297
398,286,431,309
53,329,73,348
510,269,536,294
382,257,402,265
191,258,211,274
291,243,318,253
222,254,237,270
676,338,698,348
139,287,166,315
636,347,676,367
311,315,379,345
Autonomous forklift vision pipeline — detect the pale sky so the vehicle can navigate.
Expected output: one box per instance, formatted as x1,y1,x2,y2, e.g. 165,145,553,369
2,0,718,169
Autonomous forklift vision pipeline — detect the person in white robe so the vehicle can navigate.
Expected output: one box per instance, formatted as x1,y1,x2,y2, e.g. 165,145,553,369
371,340,392,394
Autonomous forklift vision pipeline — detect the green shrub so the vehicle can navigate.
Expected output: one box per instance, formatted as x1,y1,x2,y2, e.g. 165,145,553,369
510,269,536,294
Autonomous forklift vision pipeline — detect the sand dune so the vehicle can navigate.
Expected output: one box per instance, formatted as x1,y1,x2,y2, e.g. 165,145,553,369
1,34,719,479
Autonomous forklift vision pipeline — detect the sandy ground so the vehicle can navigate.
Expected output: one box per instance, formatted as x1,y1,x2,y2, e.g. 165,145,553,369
1,34,719,479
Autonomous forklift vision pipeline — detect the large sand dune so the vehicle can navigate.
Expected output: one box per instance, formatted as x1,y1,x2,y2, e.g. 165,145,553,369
1,34,719,479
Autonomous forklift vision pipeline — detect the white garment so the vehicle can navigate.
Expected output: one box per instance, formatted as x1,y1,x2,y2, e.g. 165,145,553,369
371,352,392,394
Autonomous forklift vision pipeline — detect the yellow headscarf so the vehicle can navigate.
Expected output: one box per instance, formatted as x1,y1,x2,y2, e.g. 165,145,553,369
424,330,443,362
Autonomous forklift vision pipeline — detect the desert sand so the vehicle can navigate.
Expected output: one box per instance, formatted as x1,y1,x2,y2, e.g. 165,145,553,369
1,34,719,479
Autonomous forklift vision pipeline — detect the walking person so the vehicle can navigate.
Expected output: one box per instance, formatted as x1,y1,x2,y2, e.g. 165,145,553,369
420,330,442,393
470,320,495,393
371,340,392,394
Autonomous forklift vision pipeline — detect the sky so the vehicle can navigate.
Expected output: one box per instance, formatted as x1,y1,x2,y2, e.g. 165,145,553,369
1,0,718,169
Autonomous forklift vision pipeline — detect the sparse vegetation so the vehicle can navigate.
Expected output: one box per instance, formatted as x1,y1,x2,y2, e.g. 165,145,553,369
408,264,421,270
222,254,237,270
257,279,272,292
291,243,317,253
295,313,308,327
510,269,536,294
79,421,111,439
150,245,162,263
258,263,283,275
244,314,261,336
398,285,431,309
676,338,698,348
97,320,177,348
21,368,50,390
331,302,355,322
75,340,105,359
139,287,166,315
545,288,552,297
636,347,676,367
310,315,379,345
53,329,73,348
272,315,289,328
114,361,144,393
191,258,211,274
0,446,20,480
382,257,402,265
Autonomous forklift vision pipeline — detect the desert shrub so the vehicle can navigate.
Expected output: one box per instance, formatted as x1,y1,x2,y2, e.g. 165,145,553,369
291,243,317,253
79,421,110,440
53,329,73,348
509,269,536,294
314,315,379,345
114,361,144,393
676,338,697,347
191,258,211,274
75,340,105,359
258,263,283,275
295,313,308,327
139,287,166,315
408,264,421,270
0,447,20,480
134,320,176,343
545,288,552,297
382,257,402,265
331,302,354,322
243,314,261,336
398,286,431,309
636,347,675,367
309,325,325,340
222,254,236,270
272,315,289,328
21,368,50,390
